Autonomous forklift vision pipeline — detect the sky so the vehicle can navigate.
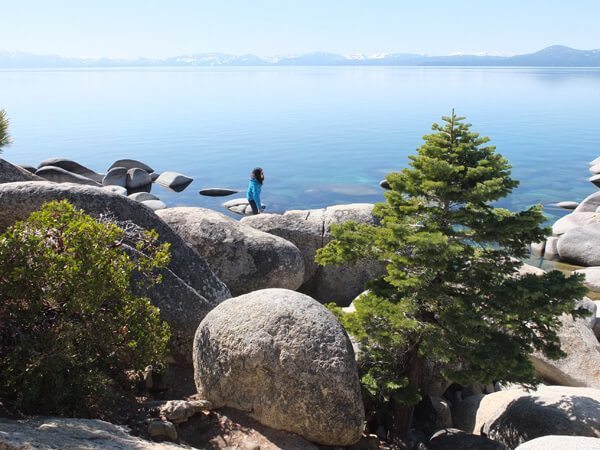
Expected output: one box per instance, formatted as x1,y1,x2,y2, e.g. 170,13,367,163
1,1,599,58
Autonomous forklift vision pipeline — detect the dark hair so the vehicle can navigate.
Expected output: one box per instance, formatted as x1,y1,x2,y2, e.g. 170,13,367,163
251,167,264,185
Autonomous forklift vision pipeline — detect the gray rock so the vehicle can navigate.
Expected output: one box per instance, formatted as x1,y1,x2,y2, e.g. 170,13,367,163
126,244,220,363
129,192,159,202
242,212,323,284
199,187,239,197
155,171,193,192
552,212,600,235
544,236,560,261
0,182,230,304
531,299,600,389
243,204,385,306
428,428,506,450
379,179,391,190
0,158,43,183
590,156,600,167
36,166,100,186
516,435,600,449
150,172,160,181
156,207,304,296
126,168,152,192
574,191,600,212
102,166,128,188
590,174,600,188
142,199,167,211
17,164,37,174
193,289,364,446
591,164,600,175
557,223,600,266
475,386,600,449
0,417,184,449
103,185,128,196
517,263,545,276
530,241,545,257
223,197,250,208
555,201,579,210
147,420,177,441
159,400,212,423
109,158,154,173
37,157,103,183
573,267,600,292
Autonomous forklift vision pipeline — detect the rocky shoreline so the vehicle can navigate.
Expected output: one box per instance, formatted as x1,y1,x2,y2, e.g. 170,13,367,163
1,157,600,449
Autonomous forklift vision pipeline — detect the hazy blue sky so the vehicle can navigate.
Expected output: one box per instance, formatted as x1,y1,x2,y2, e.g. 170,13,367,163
1,1,598,58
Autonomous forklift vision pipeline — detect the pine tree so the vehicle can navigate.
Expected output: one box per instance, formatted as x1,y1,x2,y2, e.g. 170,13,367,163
0,109,12,152
316,111,587,437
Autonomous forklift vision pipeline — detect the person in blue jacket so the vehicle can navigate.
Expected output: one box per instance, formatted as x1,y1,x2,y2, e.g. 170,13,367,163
246,167,265,214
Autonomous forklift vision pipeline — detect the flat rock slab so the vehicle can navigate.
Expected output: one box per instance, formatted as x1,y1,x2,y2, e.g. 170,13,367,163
516,435,600,449
555,201,579,210
36,166,100,186
155,171,193,192
102,185,128,196
0,417,185,449
199,187,239,197
109,158,154,173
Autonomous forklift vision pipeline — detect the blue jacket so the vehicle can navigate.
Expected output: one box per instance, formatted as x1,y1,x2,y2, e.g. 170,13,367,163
246,178,262,208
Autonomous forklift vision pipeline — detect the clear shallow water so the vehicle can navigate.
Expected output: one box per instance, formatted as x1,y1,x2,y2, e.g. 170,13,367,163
1,67,600,221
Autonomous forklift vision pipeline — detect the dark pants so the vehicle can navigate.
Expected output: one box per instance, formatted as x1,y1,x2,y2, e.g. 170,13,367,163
248,199,259,214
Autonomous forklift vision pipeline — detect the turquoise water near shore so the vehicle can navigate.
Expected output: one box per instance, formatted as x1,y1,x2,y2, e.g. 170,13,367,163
1,67,599,221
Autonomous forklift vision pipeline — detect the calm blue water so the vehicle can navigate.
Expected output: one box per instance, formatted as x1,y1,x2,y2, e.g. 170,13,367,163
1,67,600,222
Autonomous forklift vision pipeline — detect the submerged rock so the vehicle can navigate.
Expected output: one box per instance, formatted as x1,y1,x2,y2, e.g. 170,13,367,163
555,201,579,210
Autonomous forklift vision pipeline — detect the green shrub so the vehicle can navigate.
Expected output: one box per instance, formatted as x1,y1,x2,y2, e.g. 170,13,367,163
0,200,171,416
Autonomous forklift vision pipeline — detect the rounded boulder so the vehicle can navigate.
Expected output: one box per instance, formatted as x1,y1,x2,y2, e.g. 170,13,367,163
156,207,305,296
192,289,364,446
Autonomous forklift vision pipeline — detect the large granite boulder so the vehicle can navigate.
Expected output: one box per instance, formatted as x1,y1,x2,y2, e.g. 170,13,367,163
0,417,184,449
557,223,600,266
242,211,323,285
0,158,44,183
126,168,152,193
551,212,600,235
102,166,128,188
463,386,600,448
242,204,385,306
574,191,600,213
156,207,304,296
531,299,600,389
126,245,219,363
36,166,100,186
37,157,103,183
109,158,154,173
516,435,600,449
193,289,364,446
574,267,600,292
0,182,230,304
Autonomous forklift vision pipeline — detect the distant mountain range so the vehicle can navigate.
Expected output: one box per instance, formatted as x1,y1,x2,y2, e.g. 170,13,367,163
1,45,600,68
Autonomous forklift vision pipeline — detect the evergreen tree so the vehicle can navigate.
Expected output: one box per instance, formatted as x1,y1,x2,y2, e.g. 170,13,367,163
316,111,587,437
0,109,11,152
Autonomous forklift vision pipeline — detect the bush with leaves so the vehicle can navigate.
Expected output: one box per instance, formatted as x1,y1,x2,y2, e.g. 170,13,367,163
0,200,171,416
317,112,587,436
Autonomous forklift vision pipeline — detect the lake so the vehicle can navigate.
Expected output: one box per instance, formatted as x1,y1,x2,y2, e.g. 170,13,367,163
1,67,600,222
